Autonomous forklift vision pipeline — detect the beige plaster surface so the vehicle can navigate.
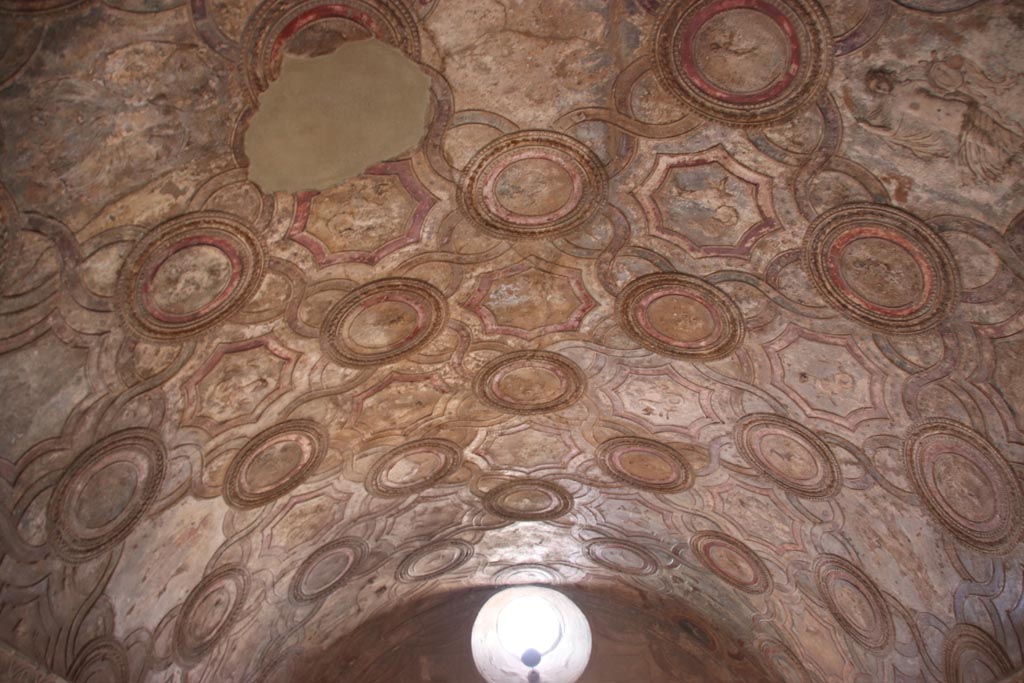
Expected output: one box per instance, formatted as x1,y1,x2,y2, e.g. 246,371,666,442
244,39,431,192
1,1,1024,682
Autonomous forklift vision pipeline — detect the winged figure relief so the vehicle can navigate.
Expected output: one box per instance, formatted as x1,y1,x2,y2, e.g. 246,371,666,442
846,52,1023,182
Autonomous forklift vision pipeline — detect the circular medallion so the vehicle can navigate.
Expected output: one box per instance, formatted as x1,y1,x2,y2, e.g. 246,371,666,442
942,624,1013,683
68,638,129,683
813,554,893,652
241,0,420,98
396,539,474,582
617,273,744,361
174,565,250,665
482,479,574,521
290,537,367,603
654,0,833,126
116,211,266,342
596,436,694,492
584,538,659,575
804,203,959,334
691,531,773,594
223,420,327,509
365,438,462,497
474,350,586,415
734,413,841,498
904,419,1024,554
320,278,448,367
47,428,167,563
458,130,608,240
493,563,563,585
758,639,812,683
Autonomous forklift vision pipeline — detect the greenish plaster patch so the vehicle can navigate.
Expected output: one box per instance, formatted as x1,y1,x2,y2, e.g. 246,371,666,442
244,39,431,193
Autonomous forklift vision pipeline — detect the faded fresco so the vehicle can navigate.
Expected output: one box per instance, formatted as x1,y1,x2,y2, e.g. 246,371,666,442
0,0,1023,681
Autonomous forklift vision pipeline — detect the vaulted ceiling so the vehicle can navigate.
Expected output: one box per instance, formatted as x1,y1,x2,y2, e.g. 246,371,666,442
1,0,1023,681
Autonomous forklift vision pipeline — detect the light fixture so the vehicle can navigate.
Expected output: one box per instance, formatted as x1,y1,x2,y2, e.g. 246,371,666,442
472,586,591,683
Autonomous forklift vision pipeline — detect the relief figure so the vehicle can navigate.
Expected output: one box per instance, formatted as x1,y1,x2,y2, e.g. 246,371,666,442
846,52,1022,181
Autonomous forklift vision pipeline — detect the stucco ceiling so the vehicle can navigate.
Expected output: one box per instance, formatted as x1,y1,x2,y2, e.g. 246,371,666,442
1,0,1023,681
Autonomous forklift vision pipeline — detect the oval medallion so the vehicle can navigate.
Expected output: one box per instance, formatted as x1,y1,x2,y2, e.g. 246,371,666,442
459,131,607,240
617,273,744,361
223,420,327,509
691,530,773,594
290,537,367,603
584,538,659,576
117,212,266,342
734,413,841,498
474,350,586,414
904,419,1024,554
174,565,250,665
365,438,462,497
48,428,167,563
396,539,474,582
241,0,420,99
482,479,573,521
68,638,129,683
804,203,959,334
320,277,448,367
813,554,893,652
942,624,1013,683
596,436,695,492
654,0,833,126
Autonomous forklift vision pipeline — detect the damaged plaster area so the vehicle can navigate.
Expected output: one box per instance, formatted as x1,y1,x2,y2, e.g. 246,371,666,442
244,39,431,193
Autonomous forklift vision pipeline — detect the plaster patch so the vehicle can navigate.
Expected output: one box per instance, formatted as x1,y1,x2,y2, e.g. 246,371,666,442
244,39,431,192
